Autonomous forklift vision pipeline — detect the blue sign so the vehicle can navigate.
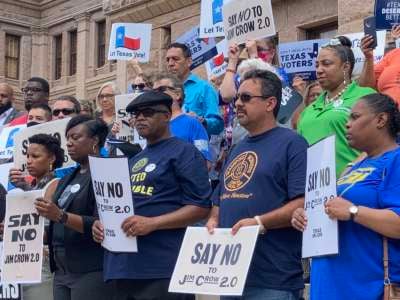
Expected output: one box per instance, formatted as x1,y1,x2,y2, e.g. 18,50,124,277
176,26,218,70
278,39,328,84
375,0,400,29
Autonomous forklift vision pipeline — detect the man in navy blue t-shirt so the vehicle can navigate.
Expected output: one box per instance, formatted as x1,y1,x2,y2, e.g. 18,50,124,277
93,91,212,300
207,70,308,300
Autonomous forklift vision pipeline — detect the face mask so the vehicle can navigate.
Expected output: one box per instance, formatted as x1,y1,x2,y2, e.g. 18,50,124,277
27,121,41,127
258,50,273,63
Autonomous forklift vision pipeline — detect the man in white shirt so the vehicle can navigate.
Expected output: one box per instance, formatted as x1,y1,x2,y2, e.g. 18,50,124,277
0,83,22,126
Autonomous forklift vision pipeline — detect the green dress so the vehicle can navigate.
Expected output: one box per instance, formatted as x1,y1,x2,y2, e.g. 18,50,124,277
297,81,375,176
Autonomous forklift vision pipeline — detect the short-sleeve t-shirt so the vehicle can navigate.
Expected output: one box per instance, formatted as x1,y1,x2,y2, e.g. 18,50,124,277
103,137,212,280
170,114,212,161
310,147,400,300
297,81,375,176
212,127,308,290
374,48,400,105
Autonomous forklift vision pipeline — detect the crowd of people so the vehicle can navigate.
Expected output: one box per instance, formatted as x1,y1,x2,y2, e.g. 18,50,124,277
0,19,399,300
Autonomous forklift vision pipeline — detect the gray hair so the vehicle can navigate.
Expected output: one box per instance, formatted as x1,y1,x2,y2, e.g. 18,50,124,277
96,81,121,110
237,58,280,79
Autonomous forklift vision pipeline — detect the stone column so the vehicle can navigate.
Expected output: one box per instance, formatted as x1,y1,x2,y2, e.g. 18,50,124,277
20,34,32,84
0,30,6,80
30,28,49,80
75,13,91,99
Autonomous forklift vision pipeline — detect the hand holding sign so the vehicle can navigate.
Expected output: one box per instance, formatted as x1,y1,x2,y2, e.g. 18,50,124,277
324,196,354,221
121,215,157,237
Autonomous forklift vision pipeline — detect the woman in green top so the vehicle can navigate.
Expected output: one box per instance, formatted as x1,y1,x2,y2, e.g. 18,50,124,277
297,36,376,176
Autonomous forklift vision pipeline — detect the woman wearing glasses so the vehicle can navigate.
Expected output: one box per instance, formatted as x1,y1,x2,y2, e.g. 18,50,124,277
96,81,121,126
297,36,376,176
292,93,400,300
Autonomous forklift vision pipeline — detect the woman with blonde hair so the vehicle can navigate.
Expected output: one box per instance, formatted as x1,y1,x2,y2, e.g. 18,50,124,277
95,81,121,125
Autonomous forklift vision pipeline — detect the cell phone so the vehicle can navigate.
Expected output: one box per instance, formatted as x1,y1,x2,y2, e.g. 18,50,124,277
364,16,377,49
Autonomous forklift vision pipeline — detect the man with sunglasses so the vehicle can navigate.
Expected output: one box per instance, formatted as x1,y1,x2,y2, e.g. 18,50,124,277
9,77,50,126
94,90,211,300
52,95,81,120
207,69,308,300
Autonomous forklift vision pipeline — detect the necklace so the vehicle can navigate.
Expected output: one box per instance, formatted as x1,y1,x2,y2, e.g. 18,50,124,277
325,84,349,105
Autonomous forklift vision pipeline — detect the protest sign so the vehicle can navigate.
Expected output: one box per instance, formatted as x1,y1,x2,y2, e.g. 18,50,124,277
115,93,146,150
223,0,276,45
205,39,228,79
0,243,21,300
13,118,71,173
302,135,338,258
344,30,386,77
279,39,329,84
169,226,259,296
277,85,303,124
2,190,44,283
176,27,218,70
0,163,12,190
375,0,400,29
89,156,137,252
0,125,25,160
199,0,231,38
108,23,152,62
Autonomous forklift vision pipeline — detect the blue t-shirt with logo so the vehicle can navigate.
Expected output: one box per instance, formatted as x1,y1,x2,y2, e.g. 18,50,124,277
103,137,212,280
170,114,212,161
311,147,400,300
212,126,308,290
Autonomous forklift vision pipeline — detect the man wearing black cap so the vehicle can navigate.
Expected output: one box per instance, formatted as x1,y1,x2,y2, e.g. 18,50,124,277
93,91,212,300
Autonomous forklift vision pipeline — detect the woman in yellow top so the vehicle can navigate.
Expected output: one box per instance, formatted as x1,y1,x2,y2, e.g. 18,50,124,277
297,36,375,176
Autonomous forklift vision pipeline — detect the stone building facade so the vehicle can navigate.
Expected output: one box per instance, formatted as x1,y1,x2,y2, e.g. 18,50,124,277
0,0,375,109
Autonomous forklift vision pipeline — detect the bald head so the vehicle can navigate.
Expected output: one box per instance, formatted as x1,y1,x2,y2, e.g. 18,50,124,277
0,83,14,108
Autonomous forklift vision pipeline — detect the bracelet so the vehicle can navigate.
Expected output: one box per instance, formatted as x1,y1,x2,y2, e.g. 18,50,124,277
254,215,266,234
226,68,236,74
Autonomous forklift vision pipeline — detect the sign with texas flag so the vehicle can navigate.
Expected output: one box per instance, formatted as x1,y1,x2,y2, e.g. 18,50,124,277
199,0,232,38
205,39,228,79
108,23,152,62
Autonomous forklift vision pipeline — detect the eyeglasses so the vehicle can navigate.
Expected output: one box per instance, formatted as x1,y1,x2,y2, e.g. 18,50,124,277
130,108,169,118
53,108,75,116
98,94,114,100
321,38,342,48
153,86,178,93
132,84,147,90
22,87,43,93
237,92,269,103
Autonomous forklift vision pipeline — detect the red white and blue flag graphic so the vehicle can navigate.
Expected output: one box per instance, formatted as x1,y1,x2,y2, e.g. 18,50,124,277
210,53,225,69
115,26,141,50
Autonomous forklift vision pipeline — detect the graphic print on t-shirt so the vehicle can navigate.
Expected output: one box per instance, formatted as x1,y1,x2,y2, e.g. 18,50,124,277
131,158,148,173
130,157,154,196
223,151,258,192
337,167,375,186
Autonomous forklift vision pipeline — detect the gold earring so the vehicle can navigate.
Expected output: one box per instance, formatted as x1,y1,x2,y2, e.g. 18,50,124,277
49,162,53,171
93,144,97,154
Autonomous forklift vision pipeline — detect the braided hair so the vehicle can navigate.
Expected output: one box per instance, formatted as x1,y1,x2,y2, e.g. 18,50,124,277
361,93,400,139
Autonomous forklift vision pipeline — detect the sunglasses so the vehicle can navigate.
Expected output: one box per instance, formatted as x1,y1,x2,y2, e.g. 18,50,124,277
321,38,342,48
130,107,169,118
153,86,178,93
132,83,147,90
237,92,269,103
53,108,75,116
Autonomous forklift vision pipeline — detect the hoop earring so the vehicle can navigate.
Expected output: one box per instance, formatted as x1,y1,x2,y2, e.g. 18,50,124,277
92,144,97,154
49,162,53,171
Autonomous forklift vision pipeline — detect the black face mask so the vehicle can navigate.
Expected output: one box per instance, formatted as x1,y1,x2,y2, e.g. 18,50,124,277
27,121,41,127
0,101,12,116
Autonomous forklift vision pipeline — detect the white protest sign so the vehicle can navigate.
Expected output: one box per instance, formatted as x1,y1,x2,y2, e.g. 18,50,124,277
89,156,137,253
115,93,146,150
2,190,44,283
205,39,229,79
13,118,71,173
344,30,386,77
199,0,231,38
0,125,26,160
302,135,338,258
108,23,152,62
0,242,22,300
169,226,259,296
223,0,276,45
0,163,12,190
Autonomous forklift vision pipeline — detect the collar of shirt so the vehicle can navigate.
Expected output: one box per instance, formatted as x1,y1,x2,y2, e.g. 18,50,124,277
311,81,358,111
0,107,14,126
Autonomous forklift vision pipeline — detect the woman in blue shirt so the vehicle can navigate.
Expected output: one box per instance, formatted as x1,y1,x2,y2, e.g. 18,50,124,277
292,93,400,300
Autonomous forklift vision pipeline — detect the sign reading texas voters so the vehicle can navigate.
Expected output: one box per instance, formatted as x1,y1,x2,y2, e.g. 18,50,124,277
108,23,152,62
199,0,231,38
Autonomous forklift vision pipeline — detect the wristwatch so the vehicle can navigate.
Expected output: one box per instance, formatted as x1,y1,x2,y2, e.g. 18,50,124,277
349,205,359,221
59,210,68,224
254,215,266,234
